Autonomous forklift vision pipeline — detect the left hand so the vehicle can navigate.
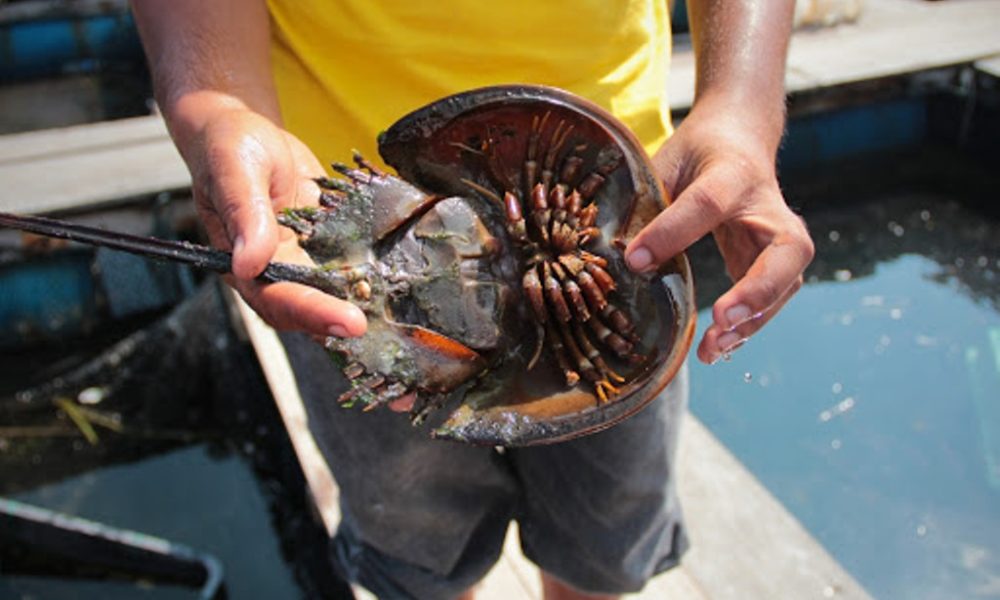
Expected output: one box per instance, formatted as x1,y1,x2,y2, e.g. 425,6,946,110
624,101,815,364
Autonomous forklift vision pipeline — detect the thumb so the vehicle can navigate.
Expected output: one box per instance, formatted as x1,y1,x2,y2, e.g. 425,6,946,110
204,132,282,280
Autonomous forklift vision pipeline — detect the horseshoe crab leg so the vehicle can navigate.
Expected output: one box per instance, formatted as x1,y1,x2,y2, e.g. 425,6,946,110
0,211,352,297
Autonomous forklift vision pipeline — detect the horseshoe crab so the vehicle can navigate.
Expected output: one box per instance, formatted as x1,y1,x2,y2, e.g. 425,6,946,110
0,85,695,446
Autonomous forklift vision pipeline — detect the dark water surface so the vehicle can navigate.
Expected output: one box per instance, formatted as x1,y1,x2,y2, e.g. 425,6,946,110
2,444,301,599
689,163,1000,599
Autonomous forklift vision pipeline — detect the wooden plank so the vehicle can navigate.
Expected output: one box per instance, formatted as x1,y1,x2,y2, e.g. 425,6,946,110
787,0,1000,89
668,0,1000,111
677,417,871,600
0,120,190,215
0,115,173,164
228,291,342,536
977,54,1000,79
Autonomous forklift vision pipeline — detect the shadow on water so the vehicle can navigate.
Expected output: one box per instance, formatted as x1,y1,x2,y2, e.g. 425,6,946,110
688,145,1000,600
0,281,352,599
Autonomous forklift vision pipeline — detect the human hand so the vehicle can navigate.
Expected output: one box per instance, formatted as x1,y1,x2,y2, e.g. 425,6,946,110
624,102,814,364
169,95,367,338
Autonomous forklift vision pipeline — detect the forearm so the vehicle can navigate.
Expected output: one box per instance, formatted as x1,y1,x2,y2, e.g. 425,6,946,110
686,0,795,154
130,0,280,147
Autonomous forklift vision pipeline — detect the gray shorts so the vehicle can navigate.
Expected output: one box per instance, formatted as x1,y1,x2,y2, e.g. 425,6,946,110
281,332,688,599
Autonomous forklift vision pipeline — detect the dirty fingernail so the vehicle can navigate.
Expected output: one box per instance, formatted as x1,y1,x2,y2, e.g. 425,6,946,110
627,246,653,271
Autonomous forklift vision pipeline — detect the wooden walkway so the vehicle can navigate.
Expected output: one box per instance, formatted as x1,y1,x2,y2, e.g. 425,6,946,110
668,0,1000,111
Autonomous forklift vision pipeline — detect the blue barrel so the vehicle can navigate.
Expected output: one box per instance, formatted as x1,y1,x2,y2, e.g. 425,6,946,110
0,10,142,81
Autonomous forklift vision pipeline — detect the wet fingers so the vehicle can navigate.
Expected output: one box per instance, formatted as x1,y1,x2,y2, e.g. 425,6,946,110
235,278,367,338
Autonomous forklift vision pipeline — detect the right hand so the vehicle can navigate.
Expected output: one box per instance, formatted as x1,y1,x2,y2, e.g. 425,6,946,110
170,96,367,338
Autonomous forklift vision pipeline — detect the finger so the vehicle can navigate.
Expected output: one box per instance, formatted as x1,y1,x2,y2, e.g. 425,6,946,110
268,136,325,212
711,224,814,333
205,136,281,280
234,277,368,337
696,277,800,364
649,139,685,197
624,168,738,272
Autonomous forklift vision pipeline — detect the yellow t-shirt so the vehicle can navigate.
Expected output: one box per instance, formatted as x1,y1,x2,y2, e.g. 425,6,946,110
267,0,672,168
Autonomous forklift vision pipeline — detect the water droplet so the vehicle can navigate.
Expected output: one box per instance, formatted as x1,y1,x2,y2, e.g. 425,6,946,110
758,374,771,387
743,372,753,383
819,410,833,422
828,230,840,242
890,308,903,320
837,397,856,413
955,257,965,268
834,269,852,282
977,256,989,268
832,382,843,394
823,584,837,598
916,524,927,537
888,221,905,237
831,439,842,450
920,210,931,222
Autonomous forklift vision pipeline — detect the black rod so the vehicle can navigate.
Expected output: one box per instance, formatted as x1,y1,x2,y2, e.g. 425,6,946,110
0,211,233,273
0,211,348,296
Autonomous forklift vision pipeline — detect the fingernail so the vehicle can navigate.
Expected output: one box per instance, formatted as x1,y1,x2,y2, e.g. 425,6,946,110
717,331,745,353
724,304,754,331
627,246,653,272
328,324,350,338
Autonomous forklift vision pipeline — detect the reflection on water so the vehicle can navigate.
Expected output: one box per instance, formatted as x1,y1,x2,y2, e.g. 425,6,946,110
1,445,300,600
0,284,342,599
688,156,1000,600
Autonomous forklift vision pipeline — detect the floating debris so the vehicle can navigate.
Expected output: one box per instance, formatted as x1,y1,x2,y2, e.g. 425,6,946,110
77,386,107,405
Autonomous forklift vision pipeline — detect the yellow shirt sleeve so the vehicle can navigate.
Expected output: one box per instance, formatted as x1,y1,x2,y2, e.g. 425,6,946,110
267,0,672,169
